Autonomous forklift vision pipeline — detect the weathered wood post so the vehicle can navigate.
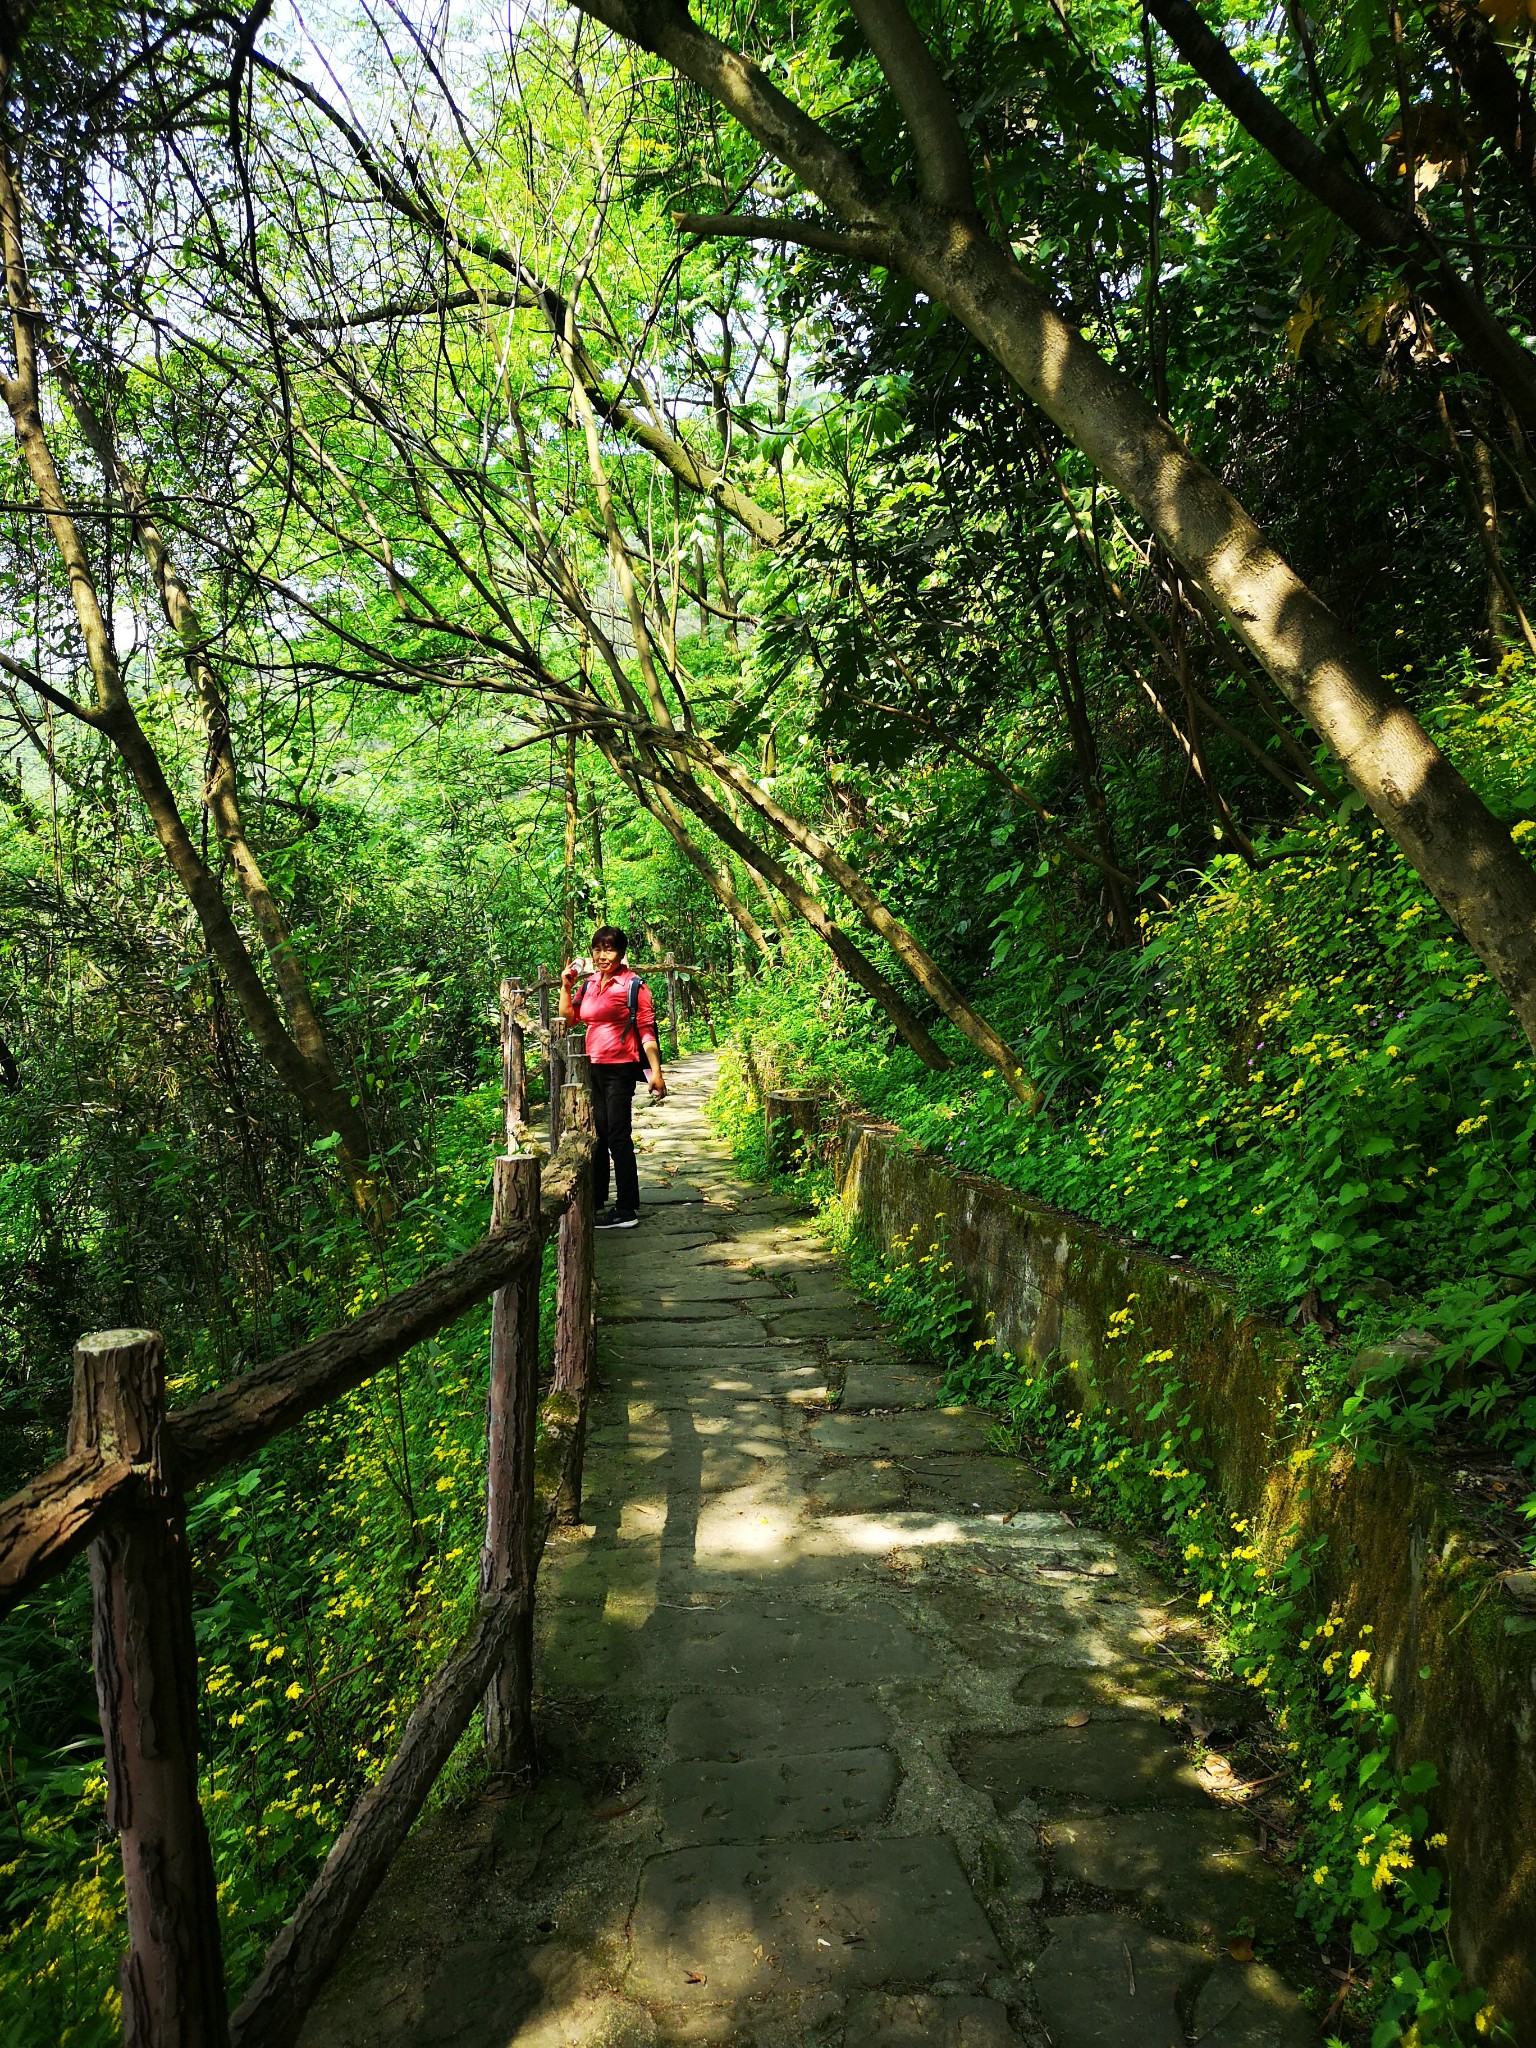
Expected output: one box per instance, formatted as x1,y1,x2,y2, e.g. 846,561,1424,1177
548,1020,567,1153
553,1041,595,1525
536,962,551,1036
482,1152,541,1775
500,977,527,1149
70,1330,230,2048
663,950,681,1058
690,974,720,1048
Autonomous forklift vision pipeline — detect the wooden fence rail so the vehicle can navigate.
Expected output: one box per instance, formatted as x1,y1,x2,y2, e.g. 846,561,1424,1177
0,968,601,2048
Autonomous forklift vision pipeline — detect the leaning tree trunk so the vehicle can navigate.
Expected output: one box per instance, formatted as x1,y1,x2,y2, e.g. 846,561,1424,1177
637,752,953,1071
567,0,1536,1056
671,726,1037,1096
49,358,384,1216
0,115,383,1208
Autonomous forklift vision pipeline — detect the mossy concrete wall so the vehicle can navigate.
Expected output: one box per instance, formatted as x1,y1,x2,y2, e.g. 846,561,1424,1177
836,1114,1536,2035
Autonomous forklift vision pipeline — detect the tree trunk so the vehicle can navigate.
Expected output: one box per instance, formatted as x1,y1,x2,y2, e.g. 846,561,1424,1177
568,0,1536,1052
0,123,382,1204
49,358,384,1214
562,731,580,957
229,1584,528,2048
643,754,953,1070
1059,622,1138,947
675,727,1035,1095
1146,0,1536,428
594,733,773,961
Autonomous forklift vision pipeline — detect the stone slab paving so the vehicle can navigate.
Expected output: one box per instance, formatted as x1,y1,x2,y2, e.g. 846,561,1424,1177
299,1054,1324,2048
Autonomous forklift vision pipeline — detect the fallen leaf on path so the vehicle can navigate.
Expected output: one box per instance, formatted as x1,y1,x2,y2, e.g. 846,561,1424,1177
1065,1709,1092,1728
593,1794,645,1820
685,1971,706,1984
1226,1935,1255,1963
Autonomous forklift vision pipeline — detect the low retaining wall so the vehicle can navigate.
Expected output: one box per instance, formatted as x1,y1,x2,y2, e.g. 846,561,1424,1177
836,1113,1536,2034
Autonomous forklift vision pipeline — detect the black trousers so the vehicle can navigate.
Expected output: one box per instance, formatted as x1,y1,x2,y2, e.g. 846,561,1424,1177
591,1061,644,1212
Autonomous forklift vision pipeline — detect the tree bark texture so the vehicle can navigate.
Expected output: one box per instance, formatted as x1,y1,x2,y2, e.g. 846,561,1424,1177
501,978,529,1147
227,1583,529,2048
69,1331,229,2048
0,1448,137,1611
482,1152,542,1775
552,1080,596,1525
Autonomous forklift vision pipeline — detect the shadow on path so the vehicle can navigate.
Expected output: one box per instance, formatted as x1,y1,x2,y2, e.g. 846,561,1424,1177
299,1055,1322,2048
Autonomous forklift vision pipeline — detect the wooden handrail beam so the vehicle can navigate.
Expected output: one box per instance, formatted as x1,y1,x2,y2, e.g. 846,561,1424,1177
1,973,603,2048
0,1129,596,1616
172,1223,541,1489
227,1583,531,2048
0,1448,137,1612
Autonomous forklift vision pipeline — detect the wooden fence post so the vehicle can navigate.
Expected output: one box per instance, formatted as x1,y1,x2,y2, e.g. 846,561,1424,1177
553,1054,595,1524
663,950,680,1058
500,978,527,1149
482,1152,541,1775
70,1330,229,2048
548,1021,567,1153
537,963,551,1036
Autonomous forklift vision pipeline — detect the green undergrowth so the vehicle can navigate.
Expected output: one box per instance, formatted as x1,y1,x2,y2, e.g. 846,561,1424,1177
0,1083,548,2045
834,1201,1502,2045
714,721,1536,1551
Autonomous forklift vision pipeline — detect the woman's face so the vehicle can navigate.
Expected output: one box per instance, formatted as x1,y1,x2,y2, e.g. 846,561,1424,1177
592,941,622,973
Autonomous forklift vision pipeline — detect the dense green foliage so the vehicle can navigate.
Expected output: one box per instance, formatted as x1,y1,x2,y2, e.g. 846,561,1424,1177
721,731,1536,1490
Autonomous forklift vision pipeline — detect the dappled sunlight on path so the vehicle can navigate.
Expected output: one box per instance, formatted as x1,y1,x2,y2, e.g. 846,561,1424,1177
299,1057,1320,2048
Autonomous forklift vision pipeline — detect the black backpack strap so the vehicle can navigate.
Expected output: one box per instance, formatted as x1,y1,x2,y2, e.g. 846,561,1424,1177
628,974,643,1058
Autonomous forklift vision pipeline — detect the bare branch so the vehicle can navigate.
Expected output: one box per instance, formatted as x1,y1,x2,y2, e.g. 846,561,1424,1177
673,211,893,261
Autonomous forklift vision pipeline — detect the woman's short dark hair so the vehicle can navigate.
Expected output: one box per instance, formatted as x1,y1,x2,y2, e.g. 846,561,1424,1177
591,925,628,956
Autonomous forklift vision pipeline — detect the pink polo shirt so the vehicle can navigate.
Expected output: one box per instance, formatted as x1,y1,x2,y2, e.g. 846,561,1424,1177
574,969,659,1066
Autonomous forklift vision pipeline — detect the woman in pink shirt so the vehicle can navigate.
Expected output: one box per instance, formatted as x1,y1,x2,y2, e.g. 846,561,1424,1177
559,926,666,1229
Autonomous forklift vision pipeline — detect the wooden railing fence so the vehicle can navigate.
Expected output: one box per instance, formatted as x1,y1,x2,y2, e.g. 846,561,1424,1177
503,957,714,1132
0,988,603,2048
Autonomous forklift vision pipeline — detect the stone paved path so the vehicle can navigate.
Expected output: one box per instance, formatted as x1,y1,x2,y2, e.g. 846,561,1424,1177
301,1055,1321,2048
